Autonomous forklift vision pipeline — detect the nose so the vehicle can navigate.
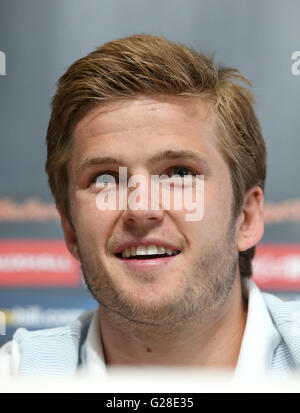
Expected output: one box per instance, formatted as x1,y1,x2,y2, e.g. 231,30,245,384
121,176,164,228
122,207,164,227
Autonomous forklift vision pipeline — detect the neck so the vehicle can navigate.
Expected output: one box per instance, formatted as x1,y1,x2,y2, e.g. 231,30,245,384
98,276,248,369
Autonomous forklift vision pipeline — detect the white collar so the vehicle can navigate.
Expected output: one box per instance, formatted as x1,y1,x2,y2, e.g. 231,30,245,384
234,279,281,378
80,279,281,377
79,310,106,379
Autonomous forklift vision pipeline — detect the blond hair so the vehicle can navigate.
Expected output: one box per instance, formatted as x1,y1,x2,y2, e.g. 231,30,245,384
46,34,266,278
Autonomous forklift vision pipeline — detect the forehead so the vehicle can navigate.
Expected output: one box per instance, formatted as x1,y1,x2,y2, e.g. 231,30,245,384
74,96,213,137
71,95,226,171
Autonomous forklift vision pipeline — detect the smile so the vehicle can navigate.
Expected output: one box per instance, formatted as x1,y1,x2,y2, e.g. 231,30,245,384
115,244,181,269
117,245,180,259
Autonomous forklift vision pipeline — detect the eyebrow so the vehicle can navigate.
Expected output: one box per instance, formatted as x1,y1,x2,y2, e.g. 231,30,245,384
76,149,211,178
150,150,210,168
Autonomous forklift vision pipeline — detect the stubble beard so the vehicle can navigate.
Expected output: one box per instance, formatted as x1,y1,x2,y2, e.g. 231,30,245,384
77,219,239,336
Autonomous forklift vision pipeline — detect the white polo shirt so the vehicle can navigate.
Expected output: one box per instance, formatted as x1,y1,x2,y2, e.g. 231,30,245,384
78,279,281,378
233,279,281,378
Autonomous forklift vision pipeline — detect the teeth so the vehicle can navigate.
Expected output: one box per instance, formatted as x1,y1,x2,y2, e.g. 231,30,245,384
136,245,148,255
145,245,158,255
157,246,166,255
120,244,179,258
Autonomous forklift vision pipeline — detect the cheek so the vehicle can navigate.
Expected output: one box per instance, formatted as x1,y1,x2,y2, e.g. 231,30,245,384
202,181,233,236
72,192,114,244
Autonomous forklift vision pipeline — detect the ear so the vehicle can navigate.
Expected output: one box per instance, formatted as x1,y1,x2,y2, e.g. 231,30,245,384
57,207,80,261
237,186,264,252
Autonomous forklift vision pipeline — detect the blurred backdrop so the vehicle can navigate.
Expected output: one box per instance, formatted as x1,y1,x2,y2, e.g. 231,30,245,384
0,0,300,345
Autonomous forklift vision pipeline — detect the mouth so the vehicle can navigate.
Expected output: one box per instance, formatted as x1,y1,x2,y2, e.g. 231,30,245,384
114,244,181,269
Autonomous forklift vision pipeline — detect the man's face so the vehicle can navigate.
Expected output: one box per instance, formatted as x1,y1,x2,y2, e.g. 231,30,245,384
65,96,240,327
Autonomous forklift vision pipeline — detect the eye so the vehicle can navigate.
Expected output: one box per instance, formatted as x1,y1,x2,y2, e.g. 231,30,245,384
168,166,196,178
90,171,118,186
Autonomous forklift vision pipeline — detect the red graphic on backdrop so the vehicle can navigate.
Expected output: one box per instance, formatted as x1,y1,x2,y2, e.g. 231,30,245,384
253,244,300,291
0,240,300,290
0,240,81,286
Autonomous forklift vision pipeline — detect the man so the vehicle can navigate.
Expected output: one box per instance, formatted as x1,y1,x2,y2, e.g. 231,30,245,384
1,34,300,379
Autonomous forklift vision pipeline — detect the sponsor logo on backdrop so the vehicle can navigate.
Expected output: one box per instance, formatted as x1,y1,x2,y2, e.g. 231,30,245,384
253,244,300,290
1,306,84,329
0,311,5,335
0,240,80,286
0,50,6,76
291,51,300,76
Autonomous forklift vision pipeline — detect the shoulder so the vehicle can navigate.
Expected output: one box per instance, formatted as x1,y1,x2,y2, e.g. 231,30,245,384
262,292,300,324
0,337,22,378
0,340,14,378
0,310,96,378
262,292,300,371
14,309,95,341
